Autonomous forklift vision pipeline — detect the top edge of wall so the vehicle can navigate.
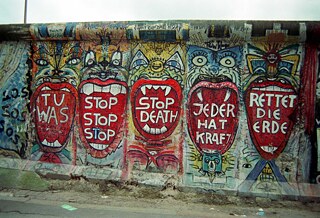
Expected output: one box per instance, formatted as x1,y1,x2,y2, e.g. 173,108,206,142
0,20,319,43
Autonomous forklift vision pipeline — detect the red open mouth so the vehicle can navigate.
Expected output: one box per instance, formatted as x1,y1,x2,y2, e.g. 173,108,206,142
31,82,77,153
245,80,298,160
131,79,182,141
79,79,128,158
187,81,239,154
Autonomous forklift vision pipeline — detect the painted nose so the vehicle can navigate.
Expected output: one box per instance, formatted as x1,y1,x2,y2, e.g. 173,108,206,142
209,161,216,172
100,60,109,69
52,69,63,76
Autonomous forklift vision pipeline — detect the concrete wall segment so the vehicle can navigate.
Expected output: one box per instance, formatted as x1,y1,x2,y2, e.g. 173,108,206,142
0,20,319,200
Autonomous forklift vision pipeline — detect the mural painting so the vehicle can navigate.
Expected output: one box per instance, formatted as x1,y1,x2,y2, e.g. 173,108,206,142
185,24,244,185
240,25,302,194
0,42,30,158
0,21,319,198
78,24,130,166
30,36,82,164
126,39,186,173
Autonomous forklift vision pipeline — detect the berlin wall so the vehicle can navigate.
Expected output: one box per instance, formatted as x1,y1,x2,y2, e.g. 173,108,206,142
0,20,319,199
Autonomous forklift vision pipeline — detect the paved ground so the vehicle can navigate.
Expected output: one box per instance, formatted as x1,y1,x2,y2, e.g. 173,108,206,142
0,188,319,218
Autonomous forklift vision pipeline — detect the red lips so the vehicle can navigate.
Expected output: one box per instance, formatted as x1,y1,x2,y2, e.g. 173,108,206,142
79,79,128,158
131,79,182,141
31,82,77,153
245,80,298,160
187,81,239,154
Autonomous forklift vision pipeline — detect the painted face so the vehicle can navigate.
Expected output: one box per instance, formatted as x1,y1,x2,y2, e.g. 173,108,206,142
244,44,300,160
187,46,242,87
31,41,82,88
202,151,222,173
187,46,241,155
79,38,129,158
129,47,184,141
30,41,82,153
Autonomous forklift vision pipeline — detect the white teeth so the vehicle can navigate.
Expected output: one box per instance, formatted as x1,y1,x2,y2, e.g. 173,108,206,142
261,146,278,154
90,143,109,151
150,128,156,134
81,83,127,96
153,85,160,90
143,124,150,132
141,86,147,95
160,126,167,133
140,85,172,96
164,87,171,96
102,85,110,92
41,139,62,148
197,90,203,102
94,84,102,92
155,128,160,134
142,124,168,134
121,87,127,94
41,86,51,91
82,83,94,95
61,88,70,92
224,89,231,102
110,84,121,95
252,86,293,92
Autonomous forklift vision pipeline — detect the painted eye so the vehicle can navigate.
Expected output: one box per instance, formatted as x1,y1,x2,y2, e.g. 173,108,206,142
130,50,148,70
67,58,80,65
214,158,220,164
205,157,210,163
111,51,122,66
36,59,48,66
192,55,207,67
131,59,148,69
165,52,184,71
253,67,266,74
85,51,96,66
166,60,181,70
219,56,235,68
280,79,287,84
87,59,94,66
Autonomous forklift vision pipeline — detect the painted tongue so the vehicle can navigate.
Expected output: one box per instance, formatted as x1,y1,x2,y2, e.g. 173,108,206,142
132,79,182,141
187,81,239,154
245,80,298,160
33,82,77,152
79,79,128,155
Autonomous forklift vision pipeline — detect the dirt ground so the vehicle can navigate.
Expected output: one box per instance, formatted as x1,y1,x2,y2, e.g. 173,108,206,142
2,178,316,218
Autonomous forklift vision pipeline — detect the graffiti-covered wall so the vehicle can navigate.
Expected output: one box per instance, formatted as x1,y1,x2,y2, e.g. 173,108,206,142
0,21,319,198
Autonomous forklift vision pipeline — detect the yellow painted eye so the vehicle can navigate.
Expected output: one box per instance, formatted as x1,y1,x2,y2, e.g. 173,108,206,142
192,55,207,67
220,56,235,68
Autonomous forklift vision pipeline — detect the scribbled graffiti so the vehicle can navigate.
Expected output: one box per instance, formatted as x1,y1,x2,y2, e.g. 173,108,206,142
127,42,185,173
78,25,130,165
30,40,82,164
0,42,29,158
186,45,242,182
